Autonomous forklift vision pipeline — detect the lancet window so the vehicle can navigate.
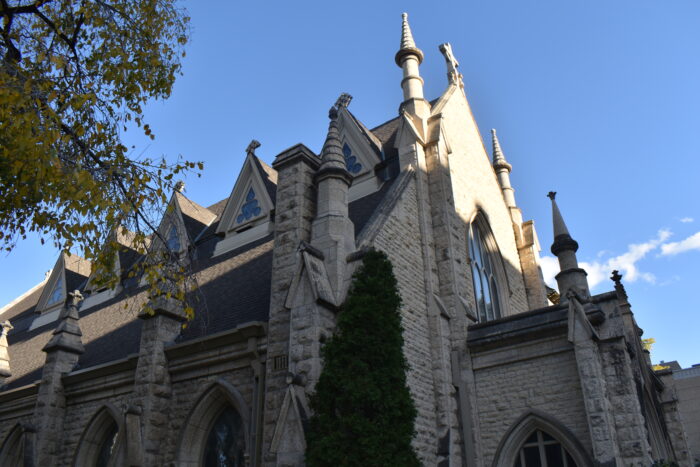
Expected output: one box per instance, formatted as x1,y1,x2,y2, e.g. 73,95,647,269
468,218,502,322
203,406,246,466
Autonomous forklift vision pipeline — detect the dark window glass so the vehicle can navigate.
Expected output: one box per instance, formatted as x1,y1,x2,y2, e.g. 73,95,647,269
545,444,564,466
95,422,118,467
523,446,542,467
167,225,180,251
203,406,245,467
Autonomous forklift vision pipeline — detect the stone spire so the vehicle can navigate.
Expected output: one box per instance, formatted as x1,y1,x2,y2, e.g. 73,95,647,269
43,290,84,355
491,129,516,209
312,105,355,300
0,320,13,384
394,13,428,111
318,107,349,175
547,192,590,302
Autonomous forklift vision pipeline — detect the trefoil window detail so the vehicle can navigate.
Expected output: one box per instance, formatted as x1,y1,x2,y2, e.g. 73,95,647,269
469,220,502,322
236,188,262,224
342,143,362,174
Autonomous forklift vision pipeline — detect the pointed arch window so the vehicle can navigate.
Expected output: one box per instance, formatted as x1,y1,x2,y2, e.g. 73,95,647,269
74,407,124,467
0,425,24,466
469,218,502,322
203,406,246,466
514,430,578,467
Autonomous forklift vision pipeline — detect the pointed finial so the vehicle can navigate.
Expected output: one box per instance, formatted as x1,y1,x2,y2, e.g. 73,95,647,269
549,191,578,256
611,270,628,301
1,321,12,337
611,270,622,284
491,129,512,172
335,93,353,108
319,107,346,171
174,180,185,193
43,290,84,354
246,139,261,157
395,13,424,66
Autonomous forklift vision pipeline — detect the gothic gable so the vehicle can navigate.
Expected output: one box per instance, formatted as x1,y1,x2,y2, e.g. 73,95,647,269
213,153,277,256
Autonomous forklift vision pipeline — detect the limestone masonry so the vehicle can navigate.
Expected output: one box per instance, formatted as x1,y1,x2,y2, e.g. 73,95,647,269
0,13,695,467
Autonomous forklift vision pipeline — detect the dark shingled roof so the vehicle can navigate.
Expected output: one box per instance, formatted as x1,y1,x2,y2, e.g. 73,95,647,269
0,109,403,391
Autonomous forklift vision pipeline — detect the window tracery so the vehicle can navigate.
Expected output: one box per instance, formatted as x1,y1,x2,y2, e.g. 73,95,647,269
514,430,578,467
203,406,246,467
468,219,502,322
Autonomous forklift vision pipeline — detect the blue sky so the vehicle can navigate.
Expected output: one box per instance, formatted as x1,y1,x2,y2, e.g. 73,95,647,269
2,0,699,367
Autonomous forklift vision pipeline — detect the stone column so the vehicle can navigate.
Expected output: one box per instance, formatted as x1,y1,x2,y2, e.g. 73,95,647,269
262,143,319,465
0,320,13,385
35,291,85,466
131,296,186,466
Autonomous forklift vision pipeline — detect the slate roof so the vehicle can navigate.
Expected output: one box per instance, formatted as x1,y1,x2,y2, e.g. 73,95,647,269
0,109,404,391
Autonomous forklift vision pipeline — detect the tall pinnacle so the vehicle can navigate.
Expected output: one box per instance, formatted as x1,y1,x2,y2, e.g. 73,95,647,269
491,129,512,172
395,13,424,66
548,192,574,247
319,107,348,173
43,290,84,355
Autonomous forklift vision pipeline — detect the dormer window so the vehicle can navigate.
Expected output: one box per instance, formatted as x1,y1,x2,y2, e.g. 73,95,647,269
45,275,64,308
469,218,503,322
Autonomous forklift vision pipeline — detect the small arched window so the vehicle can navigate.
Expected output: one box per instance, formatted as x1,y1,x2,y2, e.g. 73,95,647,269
74,407,123,467
0,425,24,466
514,430,578,467
203,406,246,466
468,218,502,322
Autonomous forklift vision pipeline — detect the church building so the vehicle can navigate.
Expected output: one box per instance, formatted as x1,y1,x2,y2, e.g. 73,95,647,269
0,13,694,467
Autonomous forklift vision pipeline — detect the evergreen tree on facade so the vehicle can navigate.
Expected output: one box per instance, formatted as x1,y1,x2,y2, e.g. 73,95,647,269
306,250,420,467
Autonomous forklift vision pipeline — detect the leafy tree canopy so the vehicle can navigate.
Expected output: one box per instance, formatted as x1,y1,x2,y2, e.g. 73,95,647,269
306,250,420,467
0,0,198,314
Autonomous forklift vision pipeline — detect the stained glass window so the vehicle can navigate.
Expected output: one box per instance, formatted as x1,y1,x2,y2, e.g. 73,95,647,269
513,430,578,467
95,421,119,467
203,406,245,467
46,275,64,307
236,188,262,224
342,143,362,174
469,221,501,322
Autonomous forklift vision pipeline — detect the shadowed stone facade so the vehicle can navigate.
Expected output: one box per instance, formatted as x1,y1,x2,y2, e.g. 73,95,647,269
0,13,694,467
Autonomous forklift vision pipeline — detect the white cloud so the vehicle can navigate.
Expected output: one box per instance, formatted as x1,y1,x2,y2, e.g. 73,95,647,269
660,231,700,256
540,229,671,290
680,217,694,223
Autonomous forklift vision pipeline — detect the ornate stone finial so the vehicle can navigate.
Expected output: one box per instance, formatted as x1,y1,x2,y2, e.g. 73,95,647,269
246,139,261,157
44,270,52,280
491,129,512,172
1,321,13,337
439,43,463,86
547,191,557,200
68,290,83,308
174,180,185,193
611,270,622,284
335,93,353,109
395,12,424,66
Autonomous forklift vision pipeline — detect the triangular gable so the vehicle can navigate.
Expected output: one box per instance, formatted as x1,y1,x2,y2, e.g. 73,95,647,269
216,153,276,236
84,228,141,294
35,253,90,314
336,106,382,177
154,193,189,255
174,192,216,242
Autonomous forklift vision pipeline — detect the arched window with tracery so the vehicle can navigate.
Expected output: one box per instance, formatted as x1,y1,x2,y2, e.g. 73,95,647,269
177,380,251,467
468,216,502,322
514,430,578,467
74,406,123,467
0,424,24,466
202,406,246,466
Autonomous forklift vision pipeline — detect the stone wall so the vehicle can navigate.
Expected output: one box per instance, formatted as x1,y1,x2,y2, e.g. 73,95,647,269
471,336,591,466
438,90,529,316
674,367,700,463
373,175,438,465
